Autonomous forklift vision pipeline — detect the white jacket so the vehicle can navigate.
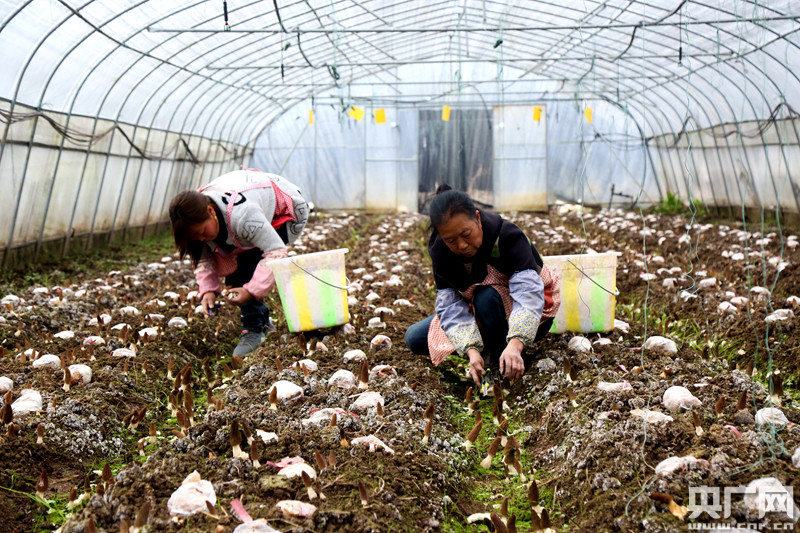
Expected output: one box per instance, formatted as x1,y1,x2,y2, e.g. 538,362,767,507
194,170,308,298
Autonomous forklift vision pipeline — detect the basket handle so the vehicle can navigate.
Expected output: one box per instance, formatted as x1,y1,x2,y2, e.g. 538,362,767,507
289,258,352,291
566,258,620,296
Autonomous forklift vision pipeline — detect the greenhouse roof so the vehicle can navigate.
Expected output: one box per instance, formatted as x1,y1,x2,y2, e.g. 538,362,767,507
2,0,799,143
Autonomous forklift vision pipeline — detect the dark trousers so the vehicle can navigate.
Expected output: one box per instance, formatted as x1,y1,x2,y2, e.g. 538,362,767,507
405,286,554,371
225,248,269,333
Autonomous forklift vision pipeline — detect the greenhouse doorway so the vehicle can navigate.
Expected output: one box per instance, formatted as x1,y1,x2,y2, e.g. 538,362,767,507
417,108,493,213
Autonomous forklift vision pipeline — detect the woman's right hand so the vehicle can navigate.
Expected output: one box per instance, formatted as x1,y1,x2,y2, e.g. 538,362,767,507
201,292,216,315
467,348,485,387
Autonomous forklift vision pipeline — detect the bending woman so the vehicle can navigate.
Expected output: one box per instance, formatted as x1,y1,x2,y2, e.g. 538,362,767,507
169,169,309,356
405,187,560,386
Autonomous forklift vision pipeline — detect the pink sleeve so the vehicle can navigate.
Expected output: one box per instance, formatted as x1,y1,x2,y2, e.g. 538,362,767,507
194,256,221,297
243,248,288,299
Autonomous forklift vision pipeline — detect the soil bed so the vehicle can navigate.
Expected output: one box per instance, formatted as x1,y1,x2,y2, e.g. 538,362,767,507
0,207,798,532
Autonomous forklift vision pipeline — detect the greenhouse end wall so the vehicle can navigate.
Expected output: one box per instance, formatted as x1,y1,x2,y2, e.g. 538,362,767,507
252,100,652,213
0,100,250,269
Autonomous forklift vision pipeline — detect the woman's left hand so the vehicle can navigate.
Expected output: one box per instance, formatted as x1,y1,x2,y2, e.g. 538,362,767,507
499,339,525,381
227,287,254,306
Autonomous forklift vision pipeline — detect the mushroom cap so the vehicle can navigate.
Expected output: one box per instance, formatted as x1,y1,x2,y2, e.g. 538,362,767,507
662,386,702,411
277,462,316,480
269,380,304,404
166,471,216,516
276,500,317,519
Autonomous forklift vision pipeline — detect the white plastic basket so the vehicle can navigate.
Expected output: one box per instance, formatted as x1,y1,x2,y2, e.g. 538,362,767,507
544,252,618,333
266,248,350,332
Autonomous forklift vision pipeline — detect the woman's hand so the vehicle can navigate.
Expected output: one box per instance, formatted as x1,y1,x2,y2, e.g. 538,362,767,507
499,338,525,381
227,287,254,306
467,348,486,387
201,292,217,315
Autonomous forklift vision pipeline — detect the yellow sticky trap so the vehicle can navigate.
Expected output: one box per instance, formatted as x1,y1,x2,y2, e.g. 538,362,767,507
374,108,386,124
584,106,593,124
533,106,542,122
442,105,451,122
348,106,365,121
309,109,314,124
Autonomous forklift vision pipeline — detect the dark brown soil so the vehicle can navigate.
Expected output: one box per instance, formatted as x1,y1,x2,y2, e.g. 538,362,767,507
0,207,797,533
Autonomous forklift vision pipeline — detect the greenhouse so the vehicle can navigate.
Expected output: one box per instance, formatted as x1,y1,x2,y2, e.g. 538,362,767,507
0,1,798,531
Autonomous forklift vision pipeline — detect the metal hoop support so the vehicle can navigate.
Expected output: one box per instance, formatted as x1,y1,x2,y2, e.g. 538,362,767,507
566,258,621,296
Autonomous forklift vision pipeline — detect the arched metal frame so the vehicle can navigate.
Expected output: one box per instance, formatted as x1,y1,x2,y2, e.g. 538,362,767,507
0,0,798,263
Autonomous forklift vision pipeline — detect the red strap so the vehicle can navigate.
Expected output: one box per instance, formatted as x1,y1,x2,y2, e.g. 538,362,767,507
271,214,294,229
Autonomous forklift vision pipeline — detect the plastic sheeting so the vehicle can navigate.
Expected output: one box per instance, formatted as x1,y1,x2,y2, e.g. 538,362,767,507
1,1,800,262
651,116,800,214
251,69,652,214
1,1,797,140
0,101,246,261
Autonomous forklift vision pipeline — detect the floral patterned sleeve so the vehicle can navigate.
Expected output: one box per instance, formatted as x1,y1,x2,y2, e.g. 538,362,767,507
507,269,544,347
435,288,483,356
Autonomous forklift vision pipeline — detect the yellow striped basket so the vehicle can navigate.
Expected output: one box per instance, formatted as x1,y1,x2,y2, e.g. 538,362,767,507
266,248,350,332
544,252,618,333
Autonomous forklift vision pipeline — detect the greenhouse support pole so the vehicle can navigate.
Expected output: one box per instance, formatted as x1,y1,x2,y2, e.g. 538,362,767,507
781,115,800,215
118,66,198,244
744,92,783,214
0,0,48,266
139,126,183,242
364,110,368,210
728,78,768,210
640,110,679,199
31,114,69,262
128,99,185,243
184,83,245,189
314,103,318,204
703,77,754,214
643,141,668,201
673,119,694,205
708,130,736,219
631,84,687,198
603,95,663,203
4,114,40,266
151,64,257,234
684,117,715,211
1,12,72,266
674,92,725,210
58,35,136,256
33,72,81,261
700,90,737,217
191,138,211,190
151,15,800,34
713,0,800,213
115,122,152,244
96,120,133,248
769,113,798,216
191,138,212,191
31,0,147,261
174,136,199,193
662,134,683,200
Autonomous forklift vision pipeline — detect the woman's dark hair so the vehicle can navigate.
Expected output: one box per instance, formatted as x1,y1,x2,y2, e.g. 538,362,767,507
428,184,477,230
169,190,211,265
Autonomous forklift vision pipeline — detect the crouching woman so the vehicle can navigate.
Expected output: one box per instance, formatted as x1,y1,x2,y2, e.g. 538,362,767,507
405,186,560,386
169,169,309,356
